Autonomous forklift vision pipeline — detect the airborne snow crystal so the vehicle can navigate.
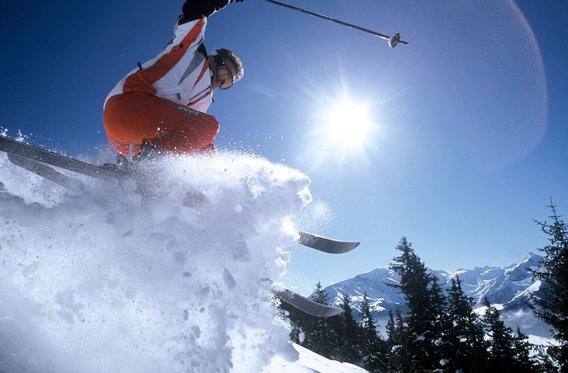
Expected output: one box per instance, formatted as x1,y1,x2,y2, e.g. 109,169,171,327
0,150,315,372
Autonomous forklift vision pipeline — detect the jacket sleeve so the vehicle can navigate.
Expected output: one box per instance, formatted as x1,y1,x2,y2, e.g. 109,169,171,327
179,0,234,23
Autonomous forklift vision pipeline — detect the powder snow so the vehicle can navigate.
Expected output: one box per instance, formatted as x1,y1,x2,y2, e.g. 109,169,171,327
0,151,316,372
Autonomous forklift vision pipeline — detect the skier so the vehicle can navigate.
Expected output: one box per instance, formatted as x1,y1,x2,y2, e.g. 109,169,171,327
103,0,245,158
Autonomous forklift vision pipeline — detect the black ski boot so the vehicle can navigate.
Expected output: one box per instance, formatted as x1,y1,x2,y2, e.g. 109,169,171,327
134,140,162,161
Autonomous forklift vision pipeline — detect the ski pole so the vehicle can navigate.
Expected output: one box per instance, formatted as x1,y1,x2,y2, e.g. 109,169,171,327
263,0,408,48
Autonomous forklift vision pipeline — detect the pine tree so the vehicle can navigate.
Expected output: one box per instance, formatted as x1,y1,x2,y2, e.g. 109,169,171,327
427,276,449,368
388,308,412,372
307,281,335,357
338,292,362,363
359,293,386,372
444,276,489,372
530,201,568,371
313,281,330,305
513,326,538,372
482,297,518,371
385,309,396,351
389,237,446,371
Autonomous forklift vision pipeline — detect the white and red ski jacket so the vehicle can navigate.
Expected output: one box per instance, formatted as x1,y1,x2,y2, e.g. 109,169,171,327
105,0,235,113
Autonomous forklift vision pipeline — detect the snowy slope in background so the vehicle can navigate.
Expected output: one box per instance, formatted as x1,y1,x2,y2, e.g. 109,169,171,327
323,252,550,338
0,150,322,372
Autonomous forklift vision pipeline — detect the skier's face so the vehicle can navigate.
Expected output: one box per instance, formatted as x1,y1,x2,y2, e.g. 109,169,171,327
211,59,237,90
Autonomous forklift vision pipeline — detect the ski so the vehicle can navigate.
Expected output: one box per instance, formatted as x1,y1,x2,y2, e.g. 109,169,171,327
265,279,342,318
6,153,84,191
275,288,342,317
297,231,359,254
0,135,128,181
1,136,360,254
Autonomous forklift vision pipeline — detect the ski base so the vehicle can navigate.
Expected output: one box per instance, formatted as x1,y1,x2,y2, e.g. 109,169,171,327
0,135,128,181
298,231,359,254
266,279,342,318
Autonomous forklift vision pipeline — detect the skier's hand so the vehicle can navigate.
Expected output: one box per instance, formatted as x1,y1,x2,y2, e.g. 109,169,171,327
232,0,245,3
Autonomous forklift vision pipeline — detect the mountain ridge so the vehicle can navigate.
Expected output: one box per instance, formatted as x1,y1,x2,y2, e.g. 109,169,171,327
321,252,549,338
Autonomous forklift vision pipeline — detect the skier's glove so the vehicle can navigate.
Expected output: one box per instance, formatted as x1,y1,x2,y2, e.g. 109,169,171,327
232,0,245,3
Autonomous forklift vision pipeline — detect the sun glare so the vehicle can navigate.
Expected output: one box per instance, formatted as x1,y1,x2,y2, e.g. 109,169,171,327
305,95,379,168
326,100,374,148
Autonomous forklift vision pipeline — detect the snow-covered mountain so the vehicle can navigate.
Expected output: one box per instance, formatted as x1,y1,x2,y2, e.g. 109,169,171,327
322,252,549,338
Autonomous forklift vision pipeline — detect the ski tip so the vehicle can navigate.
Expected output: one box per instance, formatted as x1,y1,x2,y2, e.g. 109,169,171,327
330,240,360,254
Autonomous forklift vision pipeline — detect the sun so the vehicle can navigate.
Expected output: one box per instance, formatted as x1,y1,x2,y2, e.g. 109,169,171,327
304,93,381,168
325,100,375,149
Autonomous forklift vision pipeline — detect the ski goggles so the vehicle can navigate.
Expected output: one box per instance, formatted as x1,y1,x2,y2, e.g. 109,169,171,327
215,64,237,90
212,49,243,90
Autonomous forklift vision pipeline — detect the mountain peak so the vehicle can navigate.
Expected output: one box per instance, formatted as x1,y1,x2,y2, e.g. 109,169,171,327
321,253,549,338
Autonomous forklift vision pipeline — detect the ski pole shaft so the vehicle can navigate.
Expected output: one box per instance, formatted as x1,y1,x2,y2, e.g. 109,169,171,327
263,0,408,47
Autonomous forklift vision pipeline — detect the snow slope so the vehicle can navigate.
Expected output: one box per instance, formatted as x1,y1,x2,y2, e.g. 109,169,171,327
0,150,322,372
267,344,368,372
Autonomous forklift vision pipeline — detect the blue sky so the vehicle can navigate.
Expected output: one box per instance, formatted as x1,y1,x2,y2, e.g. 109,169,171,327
1,0,567,295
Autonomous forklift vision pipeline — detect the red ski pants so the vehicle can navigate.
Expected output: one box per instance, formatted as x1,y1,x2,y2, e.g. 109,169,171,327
103,92,220,156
